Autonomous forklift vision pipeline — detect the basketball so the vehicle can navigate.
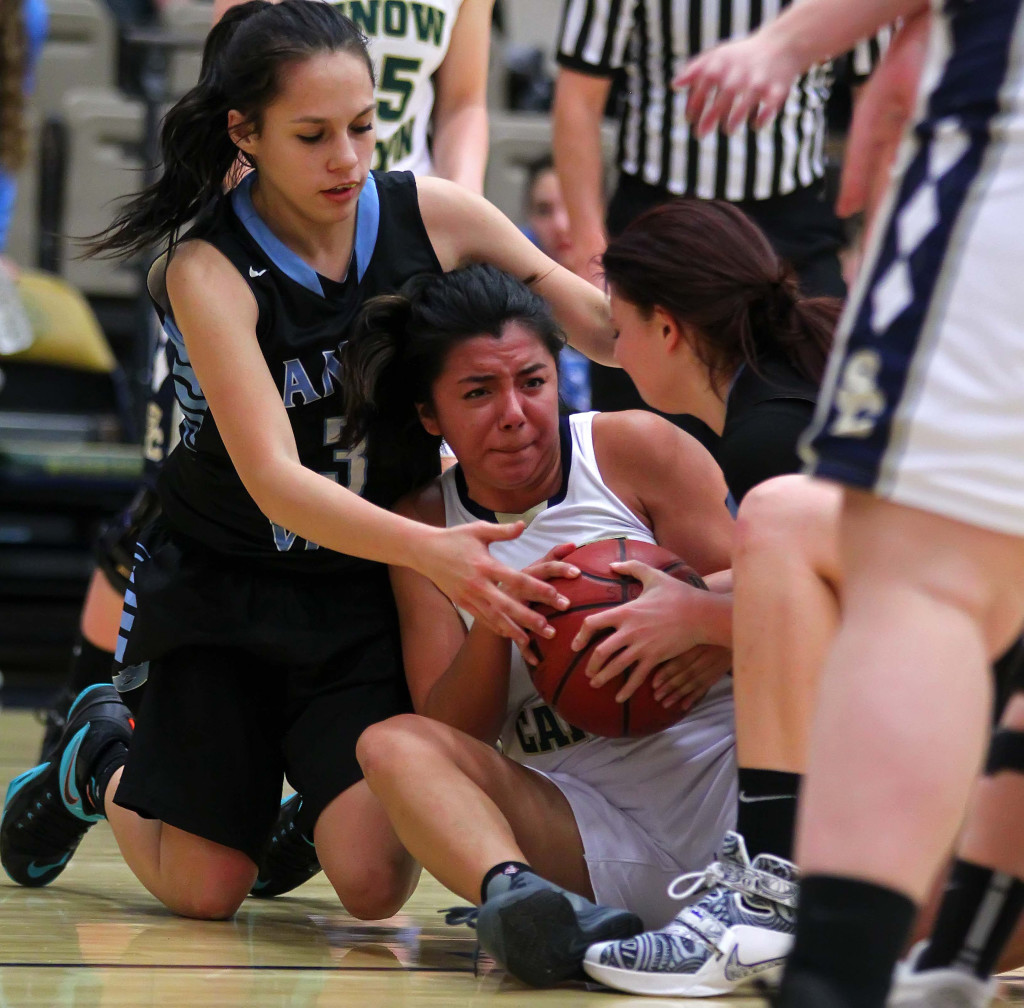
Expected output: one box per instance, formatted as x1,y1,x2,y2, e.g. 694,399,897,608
527,537,708,738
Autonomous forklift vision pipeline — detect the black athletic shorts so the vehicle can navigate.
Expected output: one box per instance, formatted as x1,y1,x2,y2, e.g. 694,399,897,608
113,520,410,862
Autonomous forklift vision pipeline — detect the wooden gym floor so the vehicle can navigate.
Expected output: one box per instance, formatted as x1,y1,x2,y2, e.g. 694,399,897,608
2,705,1024,1008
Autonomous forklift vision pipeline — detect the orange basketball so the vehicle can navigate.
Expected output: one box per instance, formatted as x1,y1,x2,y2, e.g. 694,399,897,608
526,537,707,738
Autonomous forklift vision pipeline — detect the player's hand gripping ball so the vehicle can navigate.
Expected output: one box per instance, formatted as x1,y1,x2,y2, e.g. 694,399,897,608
527,537,707,737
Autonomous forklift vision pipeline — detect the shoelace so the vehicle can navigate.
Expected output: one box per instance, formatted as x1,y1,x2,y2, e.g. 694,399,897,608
667,858,798,907
439,905,479,929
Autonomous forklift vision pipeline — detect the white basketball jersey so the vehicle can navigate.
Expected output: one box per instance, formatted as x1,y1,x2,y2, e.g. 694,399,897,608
333,0,465,175
441,412,737,913
441,412,654,767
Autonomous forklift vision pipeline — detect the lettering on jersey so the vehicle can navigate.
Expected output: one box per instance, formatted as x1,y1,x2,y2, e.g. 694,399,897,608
321,349,344,398
282,359,322,408
270,520,299,552
335,1,447,43
375,120,414,170
829,348,887,438
269,519,322,553
515,703,588,754
143,401,165,464
281,349,345,408
266,415,368,552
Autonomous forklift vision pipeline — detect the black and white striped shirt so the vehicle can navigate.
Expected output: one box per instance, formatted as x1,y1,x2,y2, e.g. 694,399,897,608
557,0,889,203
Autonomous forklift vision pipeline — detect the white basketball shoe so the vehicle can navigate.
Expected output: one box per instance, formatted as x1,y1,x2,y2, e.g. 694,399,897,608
583,831,798,997
888,943,998,1008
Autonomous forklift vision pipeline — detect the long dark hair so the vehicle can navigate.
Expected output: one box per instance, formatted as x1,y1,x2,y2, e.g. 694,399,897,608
601,198,840,393
339,265,565,465
86,0,374,260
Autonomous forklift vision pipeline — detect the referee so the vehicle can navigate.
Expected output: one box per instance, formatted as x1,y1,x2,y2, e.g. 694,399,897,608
553,0,886,411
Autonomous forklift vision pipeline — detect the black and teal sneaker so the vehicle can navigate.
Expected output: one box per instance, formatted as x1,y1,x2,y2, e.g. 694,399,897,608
475,869,643,987
249,792,322,898
1,684,133,887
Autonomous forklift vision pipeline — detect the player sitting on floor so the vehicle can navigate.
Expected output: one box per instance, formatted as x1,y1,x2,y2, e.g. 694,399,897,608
339,263,741,987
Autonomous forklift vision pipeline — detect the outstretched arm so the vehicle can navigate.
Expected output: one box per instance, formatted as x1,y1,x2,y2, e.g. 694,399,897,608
675,0,928,137
836,8,932,224
552,68,613,286
391,489,579,740
165,241,565,642
416,175,617,366
430,0,493,193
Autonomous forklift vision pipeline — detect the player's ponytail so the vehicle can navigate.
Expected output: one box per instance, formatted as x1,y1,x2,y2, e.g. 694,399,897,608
85,0,373,261
341,292,418,451
745,264,836,386
602,199,840,394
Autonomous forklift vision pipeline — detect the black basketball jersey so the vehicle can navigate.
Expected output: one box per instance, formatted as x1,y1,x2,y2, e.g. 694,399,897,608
150,170,443,572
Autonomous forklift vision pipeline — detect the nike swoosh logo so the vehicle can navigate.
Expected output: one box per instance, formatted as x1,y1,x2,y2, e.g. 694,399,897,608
60,726,89,812
249,267,267,278
723,945,787,982
26,853,71,879
738,791,792,803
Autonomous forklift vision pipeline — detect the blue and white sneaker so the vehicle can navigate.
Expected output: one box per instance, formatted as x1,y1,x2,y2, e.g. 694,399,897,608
249,792,322,898
584,831,798,996
476,870,643,987
887,942,998,1008
1,684,133,887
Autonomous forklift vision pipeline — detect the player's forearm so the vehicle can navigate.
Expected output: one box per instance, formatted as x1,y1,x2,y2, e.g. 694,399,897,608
431,105,488,194
770,0,927,71
421,622,512,742
243,456,434,570
694,589,734,649
552,76,611,279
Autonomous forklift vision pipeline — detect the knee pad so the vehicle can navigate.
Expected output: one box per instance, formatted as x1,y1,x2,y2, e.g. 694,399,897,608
94,484,161,594
985,729,1024,776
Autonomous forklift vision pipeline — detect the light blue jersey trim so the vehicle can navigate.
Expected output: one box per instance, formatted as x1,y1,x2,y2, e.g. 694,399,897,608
230,172,380,293
353,174,379,283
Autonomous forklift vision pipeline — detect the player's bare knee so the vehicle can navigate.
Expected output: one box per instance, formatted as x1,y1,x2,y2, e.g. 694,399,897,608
168,880,248,920
357,713,445,781
332,861,410,920
734,475,808,560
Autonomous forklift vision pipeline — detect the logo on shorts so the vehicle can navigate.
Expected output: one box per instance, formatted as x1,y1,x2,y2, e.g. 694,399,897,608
249,267,267,278
829,349,886,438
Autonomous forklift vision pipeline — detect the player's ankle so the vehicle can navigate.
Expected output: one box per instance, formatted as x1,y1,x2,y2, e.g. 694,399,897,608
480,861,533,903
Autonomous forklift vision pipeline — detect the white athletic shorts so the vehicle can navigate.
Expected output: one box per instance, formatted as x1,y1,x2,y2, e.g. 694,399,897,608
803,0,1024,536
532,678,737,929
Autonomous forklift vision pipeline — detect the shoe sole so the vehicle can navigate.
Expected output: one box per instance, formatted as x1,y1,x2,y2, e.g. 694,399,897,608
583,924,792,997
486,888,643,988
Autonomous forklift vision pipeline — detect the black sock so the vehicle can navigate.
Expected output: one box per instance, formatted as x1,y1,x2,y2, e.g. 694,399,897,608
917,859,1024,978
85,742,128,818
68,635,116,694
481,861,533,904
736,767,801,861
782,875,916,1008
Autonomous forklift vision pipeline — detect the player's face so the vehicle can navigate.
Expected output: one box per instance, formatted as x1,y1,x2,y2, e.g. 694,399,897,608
421,324,563,509
609,290,682,412
526,170,573,268
609,290,712,416
231,50,376,228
